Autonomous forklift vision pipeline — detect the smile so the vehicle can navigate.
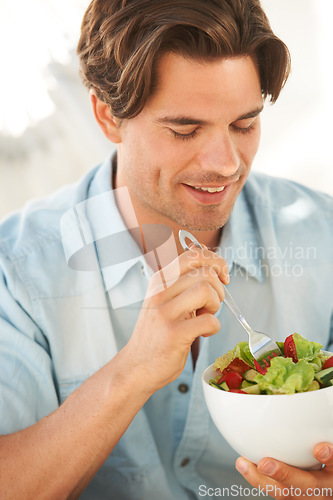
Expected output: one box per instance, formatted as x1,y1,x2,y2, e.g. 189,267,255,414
192,186,226,193
182,183,231,206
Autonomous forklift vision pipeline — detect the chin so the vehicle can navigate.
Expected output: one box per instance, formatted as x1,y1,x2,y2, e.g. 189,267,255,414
184,222,224,231
179,210,232,232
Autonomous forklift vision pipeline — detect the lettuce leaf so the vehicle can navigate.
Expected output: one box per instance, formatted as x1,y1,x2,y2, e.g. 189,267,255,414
213,350,235,372
234,341,255,368
255,357,315,395
213,341,255,372
292,333,323,362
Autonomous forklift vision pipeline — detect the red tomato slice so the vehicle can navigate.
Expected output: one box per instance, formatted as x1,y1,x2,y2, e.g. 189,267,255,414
222,358,252,375
284,334,298,363
254,359,268,375
323,356,333,370
224,371,243,389
229,389,247,394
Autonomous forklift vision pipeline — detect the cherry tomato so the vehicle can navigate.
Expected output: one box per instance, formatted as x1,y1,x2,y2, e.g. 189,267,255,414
224,371,243,389
323,356,333,370
284,334,298,363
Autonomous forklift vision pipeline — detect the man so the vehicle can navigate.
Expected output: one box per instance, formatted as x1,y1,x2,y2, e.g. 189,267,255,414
0,0,332,498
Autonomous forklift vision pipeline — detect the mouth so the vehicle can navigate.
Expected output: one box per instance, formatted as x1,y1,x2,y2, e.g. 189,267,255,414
182,182,235,205
191,185,226,193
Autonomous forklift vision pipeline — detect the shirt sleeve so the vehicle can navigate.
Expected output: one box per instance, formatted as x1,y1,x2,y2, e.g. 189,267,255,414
0,253,59,434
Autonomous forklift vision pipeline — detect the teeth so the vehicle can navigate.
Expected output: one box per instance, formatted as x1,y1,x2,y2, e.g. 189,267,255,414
193,186,225,193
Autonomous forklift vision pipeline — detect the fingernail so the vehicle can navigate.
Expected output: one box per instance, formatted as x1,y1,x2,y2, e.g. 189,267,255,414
259,460,276,476
316,445,330,461
236,458,248,474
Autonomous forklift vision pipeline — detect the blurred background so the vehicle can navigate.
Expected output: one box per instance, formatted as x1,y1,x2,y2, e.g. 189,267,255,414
0,0,332,220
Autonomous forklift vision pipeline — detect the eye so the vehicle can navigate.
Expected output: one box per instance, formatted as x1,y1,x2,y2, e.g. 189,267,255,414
231,118,257,135
170,129,198,141
232,123,255,135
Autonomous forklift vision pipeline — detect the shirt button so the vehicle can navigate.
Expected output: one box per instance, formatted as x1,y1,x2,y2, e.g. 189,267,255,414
178,383,189,394
180,458,190,467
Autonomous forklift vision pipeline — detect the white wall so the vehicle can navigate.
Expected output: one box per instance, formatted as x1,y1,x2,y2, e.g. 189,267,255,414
255,0,333,194
0,0,332,219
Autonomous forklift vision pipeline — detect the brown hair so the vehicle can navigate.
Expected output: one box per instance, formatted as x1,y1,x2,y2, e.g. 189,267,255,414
77,0,291,119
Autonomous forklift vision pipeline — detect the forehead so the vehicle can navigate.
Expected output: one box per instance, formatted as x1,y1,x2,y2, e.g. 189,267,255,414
145,53,263,121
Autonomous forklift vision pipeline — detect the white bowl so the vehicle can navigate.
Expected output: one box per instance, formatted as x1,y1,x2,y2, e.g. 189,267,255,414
202,361,333,469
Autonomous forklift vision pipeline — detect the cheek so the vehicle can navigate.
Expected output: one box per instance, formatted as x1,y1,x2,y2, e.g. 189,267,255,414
121,120,193,182
251,122,261,154
241,129,261,164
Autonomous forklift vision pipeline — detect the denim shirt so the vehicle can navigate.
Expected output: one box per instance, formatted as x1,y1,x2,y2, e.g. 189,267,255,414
0,156,332,499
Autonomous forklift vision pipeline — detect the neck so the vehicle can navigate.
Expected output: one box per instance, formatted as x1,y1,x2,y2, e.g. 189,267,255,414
113,170,222,271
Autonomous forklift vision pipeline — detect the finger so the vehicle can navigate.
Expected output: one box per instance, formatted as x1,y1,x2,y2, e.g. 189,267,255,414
313,442,333,470
235,457,282,497
160,247,229,287
183,246,229,284
167,280,222,320
180,313,221,342
256,456,333,494
154,266,225,305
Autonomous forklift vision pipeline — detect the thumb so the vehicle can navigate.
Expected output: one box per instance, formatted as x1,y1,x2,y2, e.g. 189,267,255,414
313,442,333,470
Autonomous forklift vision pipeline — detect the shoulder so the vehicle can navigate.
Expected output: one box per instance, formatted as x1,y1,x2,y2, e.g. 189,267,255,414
240,173,333,267
244,172,333,218
0,165,100,260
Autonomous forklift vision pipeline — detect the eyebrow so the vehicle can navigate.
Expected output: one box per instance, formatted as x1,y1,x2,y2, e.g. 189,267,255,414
155,105,264,126
236,106,264,120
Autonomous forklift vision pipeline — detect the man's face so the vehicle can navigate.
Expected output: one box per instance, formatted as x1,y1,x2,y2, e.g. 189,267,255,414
115,53,263,231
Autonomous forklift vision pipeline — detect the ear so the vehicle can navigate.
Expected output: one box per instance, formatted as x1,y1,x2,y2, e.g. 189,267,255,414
90,89,122,143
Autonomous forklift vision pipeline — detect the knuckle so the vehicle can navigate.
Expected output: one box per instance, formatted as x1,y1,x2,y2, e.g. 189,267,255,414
277,468,289,483
196,280,213,295
274,465,291,484
187,247,202,260
205,314,220,332
146,287,164,307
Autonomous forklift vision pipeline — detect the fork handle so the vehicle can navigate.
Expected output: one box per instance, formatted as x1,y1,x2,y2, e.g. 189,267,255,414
222,285,252,334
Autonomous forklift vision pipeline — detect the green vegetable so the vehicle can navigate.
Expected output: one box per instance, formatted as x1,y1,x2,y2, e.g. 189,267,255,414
244,369,258,382
210,334,330,395
234,341,255,368
213,350,235,372
315,367,333,387
292,333,323,362
306,380,320,392
255,357,315,395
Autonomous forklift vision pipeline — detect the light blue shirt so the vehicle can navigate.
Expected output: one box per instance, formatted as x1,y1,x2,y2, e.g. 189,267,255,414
0,156,332,499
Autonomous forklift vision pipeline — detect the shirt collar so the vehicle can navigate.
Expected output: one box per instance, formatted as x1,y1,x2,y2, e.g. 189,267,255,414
219,178,265,283
87,154,152,290
87,159,263,288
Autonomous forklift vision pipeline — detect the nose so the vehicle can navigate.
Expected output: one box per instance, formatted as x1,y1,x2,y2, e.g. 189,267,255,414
197,130,240,177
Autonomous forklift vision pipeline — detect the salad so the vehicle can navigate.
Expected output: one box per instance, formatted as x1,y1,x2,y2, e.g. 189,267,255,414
209,333,333,395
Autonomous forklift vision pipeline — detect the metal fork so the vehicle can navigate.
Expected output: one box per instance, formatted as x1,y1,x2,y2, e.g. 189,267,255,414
178,230,282,367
